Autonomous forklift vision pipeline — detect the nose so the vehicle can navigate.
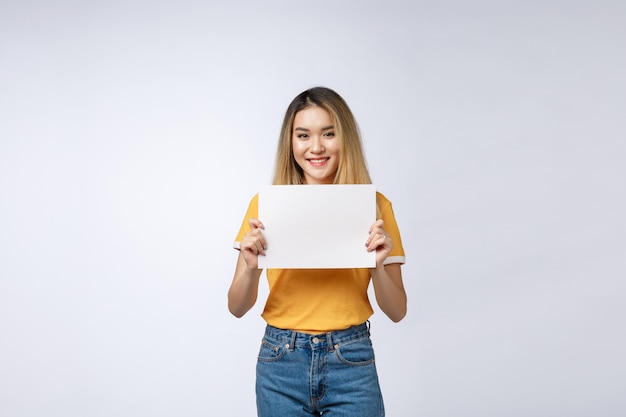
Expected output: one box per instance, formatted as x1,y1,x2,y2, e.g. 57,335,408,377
310,136,324,153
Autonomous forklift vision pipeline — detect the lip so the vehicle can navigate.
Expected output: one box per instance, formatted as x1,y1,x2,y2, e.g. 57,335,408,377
307,157,329,167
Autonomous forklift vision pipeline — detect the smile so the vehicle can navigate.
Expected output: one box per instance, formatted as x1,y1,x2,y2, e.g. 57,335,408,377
307,158,329,167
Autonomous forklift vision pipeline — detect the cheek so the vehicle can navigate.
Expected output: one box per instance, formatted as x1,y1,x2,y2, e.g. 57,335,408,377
329,141,341,158
291,141,302,156
291,143,302,159
291,144,305,165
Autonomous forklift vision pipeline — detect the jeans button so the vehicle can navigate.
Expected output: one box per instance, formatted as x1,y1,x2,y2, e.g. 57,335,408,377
312,337,320,344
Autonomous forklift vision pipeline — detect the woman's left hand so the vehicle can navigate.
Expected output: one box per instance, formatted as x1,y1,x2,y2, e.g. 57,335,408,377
366,219,394,267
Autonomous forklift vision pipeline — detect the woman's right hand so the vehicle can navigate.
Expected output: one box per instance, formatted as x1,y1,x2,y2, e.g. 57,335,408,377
239,218,266,270
229,219,265,317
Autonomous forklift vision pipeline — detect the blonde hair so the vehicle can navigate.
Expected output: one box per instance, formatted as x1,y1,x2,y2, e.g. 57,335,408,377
272,87,372,185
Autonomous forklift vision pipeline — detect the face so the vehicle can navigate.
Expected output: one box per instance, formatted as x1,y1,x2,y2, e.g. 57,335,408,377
292,106,340,184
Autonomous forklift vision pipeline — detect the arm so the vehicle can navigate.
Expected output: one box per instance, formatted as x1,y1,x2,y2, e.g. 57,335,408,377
366,220,407,322
370,263,407,322
227,218,266,318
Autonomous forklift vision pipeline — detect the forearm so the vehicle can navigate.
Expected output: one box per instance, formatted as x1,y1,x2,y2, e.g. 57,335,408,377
370,263,407,322
228,253,262,317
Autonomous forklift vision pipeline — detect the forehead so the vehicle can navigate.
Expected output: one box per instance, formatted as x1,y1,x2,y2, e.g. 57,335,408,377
293,105,333,127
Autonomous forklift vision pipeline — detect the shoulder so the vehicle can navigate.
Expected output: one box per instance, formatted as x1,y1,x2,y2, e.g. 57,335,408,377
234,193,260,248
375,191,393,208
249,193,259,205
246,193,259,216
375,191,400,222
239,193,259,217
244,193,259,212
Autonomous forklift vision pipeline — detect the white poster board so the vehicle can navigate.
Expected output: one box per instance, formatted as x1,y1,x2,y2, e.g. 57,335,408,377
258,184,376,269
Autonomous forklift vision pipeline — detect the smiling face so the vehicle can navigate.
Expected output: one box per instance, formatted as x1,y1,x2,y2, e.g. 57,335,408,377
292,106,340,184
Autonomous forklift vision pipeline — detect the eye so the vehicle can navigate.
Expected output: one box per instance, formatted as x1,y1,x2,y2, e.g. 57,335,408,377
323,132,335,137
296,133,309,139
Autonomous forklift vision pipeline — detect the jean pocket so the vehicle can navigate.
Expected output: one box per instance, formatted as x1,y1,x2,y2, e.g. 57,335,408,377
334,337,375,366
257,338,288,362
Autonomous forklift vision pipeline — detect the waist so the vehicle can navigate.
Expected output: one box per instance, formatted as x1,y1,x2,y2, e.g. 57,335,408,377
263,322,370,349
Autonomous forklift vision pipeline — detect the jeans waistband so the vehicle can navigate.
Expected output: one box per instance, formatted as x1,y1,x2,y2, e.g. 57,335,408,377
263,322,370,350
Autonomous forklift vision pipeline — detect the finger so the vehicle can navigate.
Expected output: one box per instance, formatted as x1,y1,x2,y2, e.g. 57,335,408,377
245,230,267,251
241,238,258,255
367,229,393,252
367,220,385,244
249,218,265,230
248,219,267,251
366,232,382,251
244,233,266,254
365,229,379,247
254,230,267,253
369,219,384,234
255,238,266,256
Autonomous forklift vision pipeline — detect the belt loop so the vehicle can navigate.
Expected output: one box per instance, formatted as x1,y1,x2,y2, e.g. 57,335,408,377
289,330,296,351
327,331,334,352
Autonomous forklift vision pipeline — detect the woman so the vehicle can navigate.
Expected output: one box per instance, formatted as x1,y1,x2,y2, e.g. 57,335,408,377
228,86,407,416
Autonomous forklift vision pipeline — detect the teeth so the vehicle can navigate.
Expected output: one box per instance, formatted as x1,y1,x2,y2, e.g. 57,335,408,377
310,158,327,163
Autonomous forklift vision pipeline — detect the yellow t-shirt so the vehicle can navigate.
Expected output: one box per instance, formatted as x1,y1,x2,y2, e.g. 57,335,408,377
233,191,405,333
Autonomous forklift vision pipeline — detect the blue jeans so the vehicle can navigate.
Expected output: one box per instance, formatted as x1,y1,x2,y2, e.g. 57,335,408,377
256,322,385,416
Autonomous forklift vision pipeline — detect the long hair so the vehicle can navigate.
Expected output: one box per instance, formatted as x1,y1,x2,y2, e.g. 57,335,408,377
272,87,372,185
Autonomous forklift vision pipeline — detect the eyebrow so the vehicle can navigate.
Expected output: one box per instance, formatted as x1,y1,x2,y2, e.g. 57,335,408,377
294,125,335,132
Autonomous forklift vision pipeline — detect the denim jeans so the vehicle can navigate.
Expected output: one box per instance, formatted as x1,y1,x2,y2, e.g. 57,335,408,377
256,322,385,416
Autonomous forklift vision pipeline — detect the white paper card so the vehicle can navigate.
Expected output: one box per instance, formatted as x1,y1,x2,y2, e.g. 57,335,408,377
258,184,376,269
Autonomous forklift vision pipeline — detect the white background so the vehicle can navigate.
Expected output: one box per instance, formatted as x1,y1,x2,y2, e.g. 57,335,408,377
1,1,625,416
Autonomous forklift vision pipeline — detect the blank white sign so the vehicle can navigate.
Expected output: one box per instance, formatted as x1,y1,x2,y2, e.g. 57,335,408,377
258,184,376,269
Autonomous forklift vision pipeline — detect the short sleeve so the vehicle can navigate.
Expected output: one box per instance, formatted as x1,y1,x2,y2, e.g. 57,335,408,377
377,193,406,265
233,194,259,250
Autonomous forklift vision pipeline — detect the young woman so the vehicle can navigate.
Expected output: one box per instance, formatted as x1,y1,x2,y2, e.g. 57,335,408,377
228,87,407,416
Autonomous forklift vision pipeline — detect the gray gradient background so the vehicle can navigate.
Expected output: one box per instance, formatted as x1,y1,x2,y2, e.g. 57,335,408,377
1,1,624,416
